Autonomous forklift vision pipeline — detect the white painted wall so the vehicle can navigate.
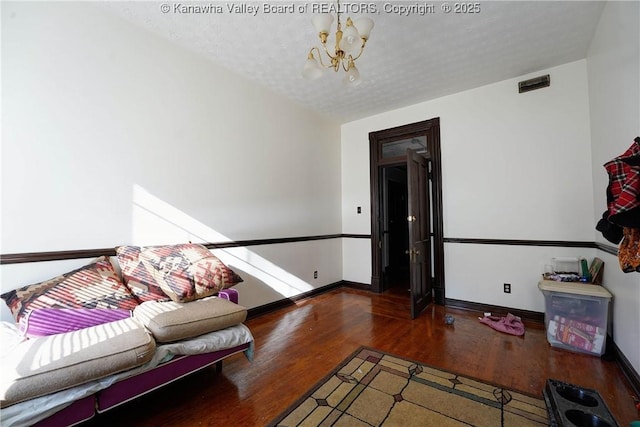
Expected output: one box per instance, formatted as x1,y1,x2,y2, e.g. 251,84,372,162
445,245,597,311
0,1,342,318
587,0,640,373
342,60,594,299
588,0,640,236
342,238,371,284
1,0,637,374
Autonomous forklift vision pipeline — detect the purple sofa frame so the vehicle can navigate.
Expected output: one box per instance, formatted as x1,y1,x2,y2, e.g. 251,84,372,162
30,289,250,427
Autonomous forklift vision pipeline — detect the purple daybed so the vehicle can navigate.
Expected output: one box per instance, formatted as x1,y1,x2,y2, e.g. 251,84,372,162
2,290,253,427
0,244,254,427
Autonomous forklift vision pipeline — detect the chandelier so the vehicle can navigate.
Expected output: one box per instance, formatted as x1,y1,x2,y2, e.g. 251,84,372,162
302,1,374,86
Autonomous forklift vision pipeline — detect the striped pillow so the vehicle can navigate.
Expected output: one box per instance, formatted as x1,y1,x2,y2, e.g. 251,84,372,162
0,256,139,324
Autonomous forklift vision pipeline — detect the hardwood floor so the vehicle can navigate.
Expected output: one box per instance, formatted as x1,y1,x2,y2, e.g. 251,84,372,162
86,287,639,426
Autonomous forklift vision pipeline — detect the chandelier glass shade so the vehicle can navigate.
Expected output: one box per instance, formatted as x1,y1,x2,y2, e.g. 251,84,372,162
302,4,374,86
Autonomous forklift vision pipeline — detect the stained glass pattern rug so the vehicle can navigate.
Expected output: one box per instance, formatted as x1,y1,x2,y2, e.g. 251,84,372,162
268,347,548,426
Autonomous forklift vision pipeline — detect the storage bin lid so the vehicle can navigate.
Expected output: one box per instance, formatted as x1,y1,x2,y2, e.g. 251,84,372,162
538,280,612,298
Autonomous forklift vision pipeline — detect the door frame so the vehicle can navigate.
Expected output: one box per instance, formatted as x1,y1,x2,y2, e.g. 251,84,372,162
369,118,445,305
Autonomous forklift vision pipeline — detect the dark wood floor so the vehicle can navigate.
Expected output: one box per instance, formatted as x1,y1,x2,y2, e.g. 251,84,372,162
86,287,639,426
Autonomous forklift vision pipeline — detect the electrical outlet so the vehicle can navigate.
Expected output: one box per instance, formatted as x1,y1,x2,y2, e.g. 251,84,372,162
314,271,318,279
357,206,362,214
503,283,511,293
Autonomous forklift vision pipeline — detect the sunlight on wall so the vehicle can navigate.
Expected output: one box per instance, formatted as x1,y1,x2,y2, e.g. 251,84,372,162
131,185,313,297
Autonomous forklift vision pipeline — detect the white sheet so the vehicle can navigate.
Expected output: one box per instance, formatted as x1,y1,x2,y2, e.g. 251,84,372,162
0,323,254,427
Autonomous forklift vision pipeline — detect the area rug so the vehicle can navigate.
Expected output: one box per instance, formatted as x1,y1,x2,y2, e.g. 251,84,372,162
268,347,548,427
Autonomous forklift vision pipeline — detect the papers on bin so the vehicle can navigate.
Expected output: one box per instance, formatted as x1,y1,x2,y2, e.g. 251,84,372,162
547,315,605,355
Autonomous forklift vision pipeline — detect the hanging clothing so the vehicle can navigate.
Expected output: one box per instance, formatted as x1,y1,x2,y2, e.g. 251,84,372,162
597,137,640,273
619,227,640,273
603,137,640,228
596,211,623,244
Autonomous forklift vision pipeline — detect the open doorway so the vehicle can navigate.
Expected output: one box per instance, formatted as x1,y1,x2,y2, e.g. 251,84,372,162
369,118,444,318
382,165,410,294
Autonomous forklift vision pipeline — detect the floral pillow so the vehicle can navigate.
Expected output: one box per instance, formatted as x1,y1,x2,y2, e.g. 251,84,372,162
0,256,139,324
116,246,170,303
116,244,243,303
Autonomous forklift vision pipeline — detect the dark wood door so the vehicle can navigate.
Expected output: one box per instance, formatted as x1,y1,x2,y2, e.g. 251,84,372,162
407,149,432,318
369,118,444,307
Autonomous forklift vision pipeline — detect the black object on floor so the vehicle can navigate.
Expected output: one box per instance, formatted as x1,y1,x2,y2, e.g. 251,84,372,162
543,379,619,427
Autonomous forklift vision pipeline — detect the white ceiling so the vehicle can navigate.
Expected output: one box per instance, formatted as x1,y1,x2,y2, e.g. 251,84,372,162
104,1,606,123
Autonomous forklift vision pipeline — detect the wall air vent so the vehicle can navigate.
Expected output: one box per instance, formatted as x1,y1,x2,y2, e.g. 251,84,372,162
518,74,550,93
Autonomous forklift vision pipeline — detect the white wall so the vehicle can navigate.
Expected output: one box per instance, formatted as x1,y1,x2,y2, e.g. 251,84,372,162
588,0,640,233
2,1,637,374
0,1,343,317
587,0,640,374
341,60,594,312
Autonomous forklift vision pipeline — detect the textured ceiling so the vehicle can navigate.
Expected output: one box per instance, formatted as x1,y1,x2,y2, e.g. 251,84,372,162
103,1,605,123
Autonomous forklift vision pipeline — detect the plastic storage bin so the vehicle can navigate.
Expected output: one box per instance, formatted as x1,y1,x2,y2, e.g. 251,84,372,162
538,280,612,356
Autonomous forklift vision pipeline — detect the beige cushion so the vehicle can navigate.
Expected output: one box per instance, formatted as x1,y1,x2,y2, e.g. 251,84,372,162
0,317,155,407
133,296,247,343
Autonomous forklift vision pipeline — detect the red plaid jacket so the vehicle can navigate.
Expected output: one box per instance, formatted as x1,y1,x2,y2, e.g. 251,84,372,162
604,137,640,227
